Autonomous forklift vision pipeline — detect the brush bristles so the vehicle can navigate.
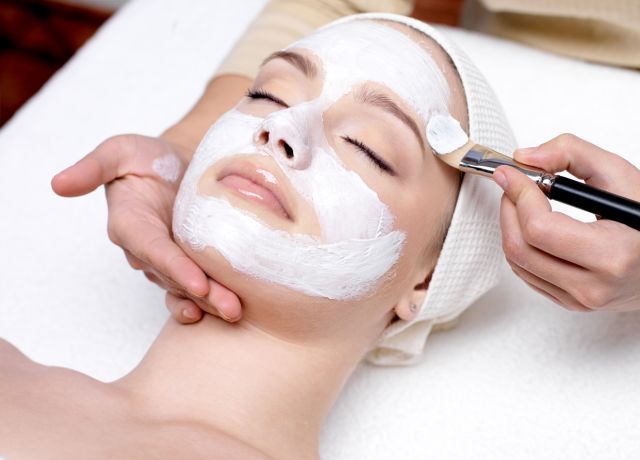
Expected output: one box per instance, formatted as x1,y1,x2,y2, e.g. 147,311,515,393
433,140,476,169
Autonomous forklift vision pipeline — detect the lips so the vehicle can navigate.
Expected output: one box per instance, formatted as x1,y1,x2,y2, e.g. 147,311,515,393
217,160,293,220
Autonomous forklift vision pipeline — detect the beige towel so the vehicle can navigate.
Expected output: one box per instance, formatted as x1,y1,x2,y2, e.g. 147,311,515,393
215,0,412,79
464,0,640,68
216,0,639,80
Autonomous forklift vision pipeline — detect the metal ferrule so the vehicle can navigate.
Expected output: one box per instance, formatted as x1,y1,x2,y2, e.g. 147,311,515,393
459,145,556,194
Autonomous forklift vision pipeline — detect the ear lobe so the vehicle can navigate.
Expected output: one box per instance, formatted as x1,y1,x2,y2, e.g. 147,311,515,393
394,272,432,321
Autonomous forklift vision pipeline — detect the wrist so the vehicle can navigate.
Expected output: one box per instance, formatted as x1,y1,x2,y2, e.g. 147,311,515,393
160,126,199,164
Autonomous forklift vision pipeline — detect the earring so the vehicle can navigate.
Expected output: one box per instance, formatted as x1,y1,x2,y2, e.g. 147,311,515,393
409,303,417,313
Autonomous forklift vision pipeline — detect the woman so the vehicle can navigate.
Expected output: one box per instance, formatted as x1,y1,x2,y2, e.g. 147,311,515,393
0,14,514,459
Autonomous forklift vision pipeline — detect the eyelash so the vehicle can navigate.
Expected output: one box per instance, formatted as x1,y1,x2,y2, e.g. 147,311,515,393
246,89,289,107
247,89,394,176
342,136,395,176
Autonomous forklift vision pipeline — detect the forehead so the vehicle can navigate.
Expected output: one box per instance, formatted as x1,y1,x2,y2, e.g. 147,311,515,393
285,20,450,125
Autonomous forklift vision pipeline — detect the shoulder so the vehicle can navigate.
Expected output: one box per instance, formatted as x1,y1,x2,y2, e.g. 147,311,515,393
0,338,42,402
0,339,126,455
0,338,114,405
129,420,272,460
0,338,31,369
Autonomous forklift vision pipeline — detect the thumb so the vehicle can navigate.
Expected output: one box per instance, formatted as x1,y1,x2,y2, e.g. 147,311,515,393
513,133,632,193
51,134,143,197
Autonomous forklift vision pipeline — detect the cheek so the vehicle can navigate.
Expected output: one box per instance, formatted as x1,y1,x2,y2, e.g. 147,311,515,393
178,239,363,320
385,189,438,264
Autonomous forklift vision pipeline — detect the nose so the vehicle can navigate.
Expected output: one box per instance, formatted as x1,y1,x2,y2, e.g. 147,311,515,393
255,110,313,170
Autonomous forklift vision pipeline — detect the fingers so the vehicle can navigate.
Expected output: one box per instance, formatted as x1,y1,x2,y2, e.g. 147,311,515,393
52,134,179,197
124,250,146,271
513,133,639,196
150,236,211,298
495,165,615,270
126,243,242,322
123,221,243,322
509,263,591,312
499,190,588,289
166,292,203,324
204,278,242,321
165,281,242,324
112,207,209,297
52,135,140,197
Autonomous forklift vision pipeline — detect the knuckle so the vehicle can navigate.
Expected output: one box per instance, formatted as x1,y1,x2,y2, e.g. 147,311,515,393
555,133,578,150
502,234,525,265
102,134,136,156
574,286,610,310
143,271,160,284
562,300,590,313
107,220,121,245
125,254,143,270
605,254,633,281
522,217,546,246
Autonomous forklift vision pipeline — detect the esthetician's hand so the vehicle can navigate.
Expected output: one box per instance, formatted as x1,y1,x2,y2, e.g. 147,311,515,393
51,134,242,323
494,134,640,312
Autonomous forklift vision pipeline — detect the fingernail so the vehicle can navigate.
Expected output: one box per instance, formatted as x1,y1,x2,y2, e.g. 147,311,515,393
219,310,233,321
493,169,508,190
183,307,199,319
516,147,543,161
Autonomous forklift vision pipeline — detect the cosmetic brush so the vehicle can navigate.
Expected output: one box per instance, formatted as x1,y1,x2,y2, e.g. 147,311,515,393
426,115,640,231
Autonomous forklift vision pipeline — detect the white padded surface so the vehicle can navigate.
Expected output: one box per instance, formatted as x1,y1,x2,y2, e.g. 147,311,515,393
1,1,639,458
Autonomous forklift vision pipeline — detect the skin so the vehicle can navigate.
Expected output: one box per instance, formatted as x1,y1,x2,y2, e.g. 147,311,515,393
52,75,251,323
496,134,640,312
53,0,640,323
1,23,465,459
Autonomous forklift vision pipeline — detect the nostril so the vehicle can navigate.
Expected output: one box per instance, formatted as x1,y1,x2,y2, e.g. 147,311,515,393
257,131,269,145
279,140,294,159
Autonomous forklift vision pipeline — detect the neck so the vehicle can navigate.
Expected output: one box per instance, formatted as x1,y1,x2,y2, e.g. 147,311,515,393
112,308,387,459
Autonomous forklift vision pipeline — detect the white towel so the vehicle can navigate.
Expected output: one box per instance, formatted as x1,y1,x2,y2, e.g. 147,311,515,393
1,1,639,458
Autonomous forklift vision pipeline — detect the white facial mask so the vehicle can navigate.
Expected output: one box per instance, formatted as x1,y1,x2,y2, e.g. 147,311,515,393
289,20,450,126
173,20,453,300
174,110,405,300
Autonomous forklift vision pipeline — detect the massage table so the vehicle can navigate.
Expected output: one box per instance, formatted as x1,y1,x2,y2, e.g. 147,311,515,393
1,1,639,458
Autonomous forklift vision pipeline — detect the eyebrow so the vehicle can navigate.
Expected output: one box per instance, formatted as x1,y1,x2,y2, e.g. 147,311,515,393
354,86,425,150
261,50,318,79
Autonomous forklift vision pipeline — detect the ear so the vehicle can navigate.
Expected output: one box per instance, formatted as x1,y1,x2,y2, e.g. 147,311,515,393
394,270,433,321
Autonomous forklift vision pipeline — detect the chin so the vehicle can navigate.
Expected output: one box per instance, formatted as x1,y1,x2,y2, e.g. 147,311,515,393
181,242,335,312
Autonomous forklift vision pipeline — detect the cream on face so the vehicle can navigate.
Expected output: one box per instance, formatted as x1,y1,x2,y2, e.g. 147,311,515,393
173,20,455,300
426,113,469,155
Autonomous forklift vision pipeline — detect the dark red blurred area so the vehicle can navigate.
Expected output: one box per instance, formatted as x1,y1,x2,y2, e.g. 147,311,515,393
0,0,463,129
0,0,111,127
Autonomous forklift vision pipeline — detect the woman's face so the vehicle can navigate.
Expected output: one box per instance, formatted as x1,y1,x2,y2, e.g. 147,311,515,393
173,20,465,334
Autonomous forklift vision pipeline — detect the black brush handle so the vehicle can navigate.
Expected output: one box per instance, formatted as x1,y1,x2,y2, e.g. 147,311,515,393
548,175,640,230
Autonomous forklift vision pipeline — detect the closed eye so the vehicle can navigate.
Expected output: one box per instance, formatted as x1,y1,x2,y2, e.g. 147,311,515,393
342,136,396,176
246,89,289,108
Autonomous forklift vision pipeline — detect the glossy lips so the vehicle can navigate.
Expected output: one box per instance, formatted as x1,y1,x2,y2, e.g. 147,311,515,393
218,160,292,220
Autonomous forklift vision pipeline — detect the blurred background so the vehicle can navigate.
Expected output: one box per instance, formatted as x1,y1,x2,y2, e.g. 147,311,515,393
0,0,127,127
